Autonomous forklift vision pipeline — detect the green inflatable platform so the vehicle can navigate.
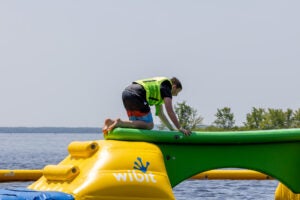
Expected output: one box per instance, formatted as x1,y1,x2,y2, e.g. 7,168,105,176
105,128,300,193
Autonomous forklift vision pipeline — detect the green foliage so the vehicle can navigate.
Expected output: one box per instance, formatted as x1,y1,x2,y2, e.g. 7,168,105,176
159,102,300,131
285,108,294,128
213,107,235,129
266,108,289,129
244,107,266,129
244,107,296,130
174,101,203,130
291,109,300,128
159,101,203,130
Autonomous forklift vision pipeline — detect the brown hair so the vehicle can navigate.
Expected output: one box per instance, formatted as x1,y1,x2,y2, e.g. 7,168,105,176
170,77,182,89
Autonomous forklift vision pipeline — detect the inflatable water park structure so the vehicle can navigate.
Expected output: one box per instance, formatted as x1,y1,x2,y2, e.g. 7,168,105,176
1,128,300,200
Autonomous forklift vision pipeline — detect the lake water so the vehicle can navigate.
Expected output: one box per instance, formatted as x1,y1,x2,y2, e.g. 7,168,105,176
0,133,278,199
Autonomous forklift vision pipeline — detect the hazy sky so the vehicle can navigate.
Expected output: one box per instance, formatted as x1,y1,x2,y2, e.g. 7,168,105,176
1,1,299,127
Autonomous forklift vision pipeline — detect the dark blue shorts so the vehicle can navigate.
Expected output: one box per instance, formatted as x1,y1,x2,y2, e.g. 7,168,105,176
122,88,153,123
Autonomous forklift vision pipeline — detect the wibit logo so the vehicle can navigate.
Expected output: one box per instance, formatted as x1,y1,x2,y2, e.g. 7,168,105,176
113,157,157,183
134,157,149,173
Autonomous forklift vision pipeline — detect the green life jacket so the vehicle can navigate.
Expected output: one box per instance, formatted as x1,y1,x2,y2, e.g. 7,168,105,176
135,77,172,107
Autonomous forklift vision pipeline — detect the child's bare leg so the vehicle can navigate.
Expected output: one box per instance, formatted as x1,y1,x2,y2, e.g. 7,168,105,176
109,118,153,130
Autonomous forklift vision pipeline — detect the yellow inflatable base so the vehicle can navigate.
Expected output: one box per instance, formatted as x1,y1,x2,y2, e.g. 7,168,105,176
28,140,175,200
275,183,300,200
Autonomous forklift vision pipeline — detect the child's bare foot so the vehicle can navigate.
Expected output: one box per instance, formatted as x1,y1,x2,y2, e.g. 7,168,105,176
107,118,121,131
102,118,115,135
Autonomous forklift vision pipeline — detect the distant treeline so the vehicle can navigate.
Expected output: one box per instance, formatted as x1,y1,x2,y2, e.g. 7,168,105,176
0,127,101,133
198,107,300,131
